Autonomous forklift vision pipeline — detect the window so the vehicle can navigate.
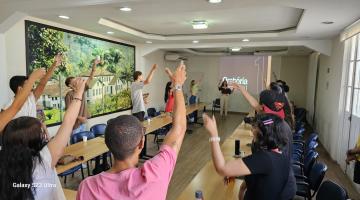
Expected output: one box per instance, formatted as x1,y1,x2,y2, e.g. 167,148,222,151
345,34,360,117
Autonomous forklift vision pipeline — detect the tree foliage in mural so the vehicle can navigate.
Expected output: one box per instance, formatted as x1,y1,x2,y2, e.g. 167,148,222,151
26,21,135,125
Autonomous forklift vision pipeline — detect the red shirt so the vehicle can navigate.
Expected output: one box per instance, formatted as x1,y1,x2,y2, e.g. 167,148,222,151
165,93,174,112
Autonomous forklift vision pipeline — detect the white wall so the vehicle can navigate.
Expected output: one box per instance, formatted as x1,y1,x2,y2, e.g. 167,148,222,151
280,56,309,108
314,37,345,160
306,52,320,125
271,56,282,82
0,33,7,108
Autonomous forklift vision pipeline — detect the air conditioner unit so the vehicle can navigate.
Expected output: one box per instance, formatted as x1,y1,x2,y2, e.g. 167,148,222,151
164,54,187,61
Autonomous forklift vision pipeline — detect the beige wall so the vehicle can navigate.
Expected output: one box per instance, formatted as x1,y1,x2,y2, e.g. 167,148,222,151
279,56,309,108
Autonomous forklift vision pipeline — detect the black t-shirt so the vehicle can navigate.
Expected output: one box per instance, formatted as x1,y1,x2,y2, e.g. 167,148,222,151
218,87,232,94
243,150,290,200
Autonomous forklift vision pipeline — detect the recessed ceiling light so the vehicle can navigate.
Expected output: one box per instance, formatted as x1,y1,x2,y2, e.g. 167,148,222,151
230,47,241,52
119,7,132,12
192,20,208,30
107,31,114,35
192,40,199,44
207,0,222,3
321,21,334,25
146,41,152,44
242,38,250,42
58,15,70,19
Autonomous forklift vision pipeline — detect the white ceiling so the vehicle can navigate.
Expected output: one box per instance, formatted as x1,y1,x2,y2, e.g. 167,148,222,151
0,0,359,45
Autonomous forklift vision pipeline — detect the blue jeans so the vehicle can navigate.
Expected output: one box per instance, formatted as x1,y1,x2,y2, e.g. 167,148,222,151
73,124,86,134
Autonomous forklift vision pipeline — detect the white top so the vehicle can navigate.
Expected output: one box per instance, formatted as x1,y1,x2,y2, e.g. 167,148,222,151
131,82,145,113
33,146,65,200
5,92,37,119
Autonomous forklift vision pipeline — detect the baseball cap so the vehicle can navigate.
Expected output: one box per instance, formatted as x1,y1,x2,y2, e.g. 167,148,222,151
259,90,286,119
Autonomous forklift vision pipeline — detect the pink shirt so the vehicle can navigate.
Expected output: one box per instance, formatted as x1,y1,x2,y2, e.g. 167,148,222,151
77,145,177,200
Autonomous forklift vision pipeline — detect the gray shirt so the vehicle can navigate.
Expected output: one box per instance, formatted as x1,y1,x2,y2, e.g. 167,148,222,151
131,82,145,113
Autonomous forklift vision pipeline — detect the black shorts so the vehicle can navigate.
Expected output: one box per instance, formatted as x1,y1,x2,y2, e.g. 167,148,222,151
354,160,360,184
133,111,145,122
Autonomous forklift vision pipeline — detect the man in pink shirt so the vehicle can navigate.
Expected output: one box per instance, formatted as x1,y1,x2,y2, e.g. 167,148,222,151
77,63,187,200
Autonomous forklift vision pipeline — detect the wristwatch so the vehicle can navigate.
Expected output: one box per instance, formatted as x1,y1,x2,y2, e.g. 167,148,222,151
175,84,182,91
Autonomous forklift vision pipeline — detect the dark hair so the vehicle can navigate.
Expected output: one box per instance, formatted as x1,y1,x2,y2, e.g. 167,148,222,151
65,76,75,87
133,71,142,81
252,113,288,151
221,80,228,87
9,76,28,94
164,81,172,103
105,115,144,160
269,82,282,94
0,117,46,200
276,80,290,93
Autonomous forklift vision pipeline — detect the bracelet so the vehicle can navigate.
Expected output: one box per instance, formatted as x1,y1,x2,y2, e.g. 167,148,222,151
209,136,220,142
73,97,83,102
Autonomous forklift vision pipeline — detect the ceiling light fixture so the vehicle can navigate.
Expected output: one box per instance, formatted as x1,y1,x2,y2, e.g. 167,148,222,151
321,21,334,25
192,40,199,44
119,7,132,12
107,31,114,35
242,38,250,42
230,47,241,52
207,0,222,3
192,20,208,30
146,41,152,44
58,15,70,19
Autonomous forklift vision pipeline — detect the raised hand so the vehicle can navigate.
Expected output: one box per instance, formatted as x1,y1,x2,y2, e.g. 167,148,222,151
152,64,158,70
72,78,87,97
29,68,46,81
203,113,218,137
94,56,101,65
172,63,186,85
54,53,63,67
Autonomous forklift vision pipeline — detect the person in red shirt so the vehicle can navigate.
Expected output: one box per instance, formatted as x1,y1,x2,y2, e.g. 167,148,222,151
164,68,175,113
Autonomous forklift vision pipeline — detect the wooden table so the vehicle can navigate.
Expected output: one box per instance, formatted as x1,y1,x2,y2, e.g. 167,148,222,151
177,117,254,200
56,137,108,174
63,189,77,200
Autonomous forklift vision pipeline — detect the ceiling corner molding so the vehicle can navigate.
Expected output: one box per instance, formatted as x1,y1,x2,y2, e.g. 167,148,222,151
98,18,283,41
0,12,28,33
340,18,360,41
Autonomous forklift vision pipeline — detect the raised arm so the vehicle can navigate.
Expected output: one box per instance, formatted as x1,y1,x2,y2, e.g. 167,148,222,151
165,67,173,79
0,69,45,132
144,64,157,85
47,78,87,168
163,64,187,155
231,83,262,112
33,54,62,100
86,58,100,86
203,113,251,177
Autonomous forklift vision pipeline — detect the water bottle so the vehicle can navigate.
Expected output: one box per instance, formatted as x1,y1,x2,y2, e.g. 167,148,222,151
195,190,204,200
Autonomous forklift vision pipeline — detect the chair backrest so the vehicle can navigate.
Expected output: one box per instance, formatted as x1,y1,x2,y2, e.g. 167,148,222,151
90,124,107,137
304,150,319,176
71,131,95,144
147,108,157,118
316,180,348,200
214,98,220,106
307,140,319,150
306,133,319,144
309,162,328,193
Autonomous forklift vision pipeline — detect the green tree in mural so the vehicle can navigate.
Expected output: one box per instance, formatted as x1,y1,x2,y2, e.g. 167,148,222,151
27,24,68,75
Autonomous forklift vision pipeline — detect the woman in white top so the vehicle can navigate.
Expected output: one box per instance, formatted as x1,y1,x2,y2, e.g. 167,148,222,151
0,78,86,200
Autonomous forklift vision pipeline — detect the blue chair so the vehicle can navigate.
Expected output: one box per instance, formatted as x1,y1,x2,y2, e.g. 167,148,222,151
90,124,112,167
293,150,319,177
296,162,328,199
58,131,95,183
90,124,107,137
316,180,348,200
147,108,168,149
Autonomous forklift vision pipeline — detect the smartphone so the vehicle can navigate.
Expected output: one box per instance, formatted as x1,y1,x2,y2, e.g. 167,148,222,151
96,55,101,61
180,60,184,65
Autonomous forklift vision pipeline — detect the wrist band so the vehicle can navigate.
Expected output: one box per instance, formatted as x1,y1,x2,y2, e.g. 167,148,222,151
209,136,220,142
73,97,83,102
